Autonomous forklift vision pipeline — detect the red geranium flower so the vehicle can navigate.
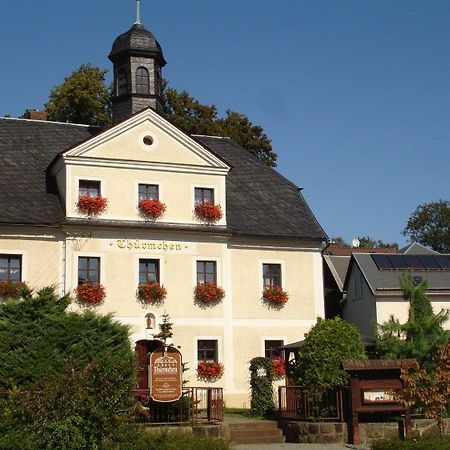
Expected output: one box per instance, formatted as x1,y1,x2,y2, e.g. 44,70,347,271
77,195,108,216
0,281,31,300
194,203,223,223
271,357,286,380
75,283,106,305
262,285,289,305
197,361,224,382
138,199,166,220
137,283,167,304
194,282,225,305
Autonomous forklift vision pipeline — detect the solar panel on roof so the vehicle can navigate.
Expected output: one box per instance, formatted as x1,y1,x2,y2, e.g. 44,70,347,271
388,255,409,269
435,255,450,270
371,254,393,269
419,255,441,270
372,253,450,271
404,255,425,269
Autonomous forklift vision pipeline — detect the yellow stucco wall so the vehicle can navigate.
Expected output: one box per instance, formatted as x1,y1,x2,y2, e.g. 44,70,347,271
0,226,323,407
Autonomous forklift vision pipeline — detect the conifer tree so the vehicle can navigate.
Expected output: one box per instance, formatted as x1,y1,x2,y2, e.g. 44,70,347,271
153,312,174,346
376,275,449,372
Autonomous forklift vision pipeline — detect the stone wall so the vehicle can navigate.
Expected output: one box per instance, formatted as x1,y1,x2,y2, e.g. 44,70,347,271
278,418,450,446
279,421,347,444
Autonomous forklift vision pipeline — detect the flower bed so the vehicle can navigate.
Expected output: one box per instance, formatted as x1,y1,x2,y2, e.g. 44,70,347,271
194,203,222,223
194,282,225,305
197,361,224,382
137,283,167,304
0,281,31,300
271,357,286,380
262,285,289,305
138,199,166,220
77,195,108,216
75,283,106,305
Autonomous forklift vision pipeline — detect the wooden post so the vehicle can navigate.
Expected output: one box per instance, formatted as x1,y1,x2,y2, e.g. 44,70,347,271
352,411,360,445
405,410,412,439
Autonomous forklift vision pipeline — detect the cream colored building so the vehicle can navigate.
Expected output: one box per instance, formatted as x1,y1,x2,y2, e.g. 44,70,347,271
0,17,327,407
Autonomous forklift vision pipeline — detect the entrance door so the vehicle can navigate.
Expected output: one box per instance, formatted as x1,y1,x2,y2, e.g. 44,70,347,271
135,339,164,390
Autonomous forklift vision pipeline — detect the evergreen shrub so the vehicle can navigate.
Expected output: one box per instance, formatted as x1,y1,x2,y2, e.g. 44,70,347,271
0,287,137,449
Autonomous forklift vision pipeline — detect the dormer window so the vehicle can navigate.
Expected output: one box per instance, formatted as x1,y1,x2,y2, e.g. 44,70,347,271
136,67,149,94
195,187,214,205
138,184,158,201
117,69,128,96
79,180,100,198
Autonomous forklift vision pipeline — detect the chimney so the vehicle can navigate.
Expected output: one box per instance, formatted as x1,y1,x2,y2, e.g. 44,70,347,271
28,110,47,121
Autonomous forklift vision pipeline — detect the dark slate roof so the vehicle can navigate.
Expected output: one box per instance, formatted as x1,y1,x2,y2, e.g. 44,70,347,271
193,136,327,240
109,23,166,65
344,252,450,294
0,118,99,225
0,119,326,240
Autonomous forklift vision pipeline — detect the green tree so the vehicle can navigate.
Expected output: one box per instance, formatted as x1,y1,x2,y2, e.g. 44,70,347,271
0,287,137,448
45,64,112,125
0,286,135,390
402,200,450,253
398,343,450,434
330,237,350,247
290,317,366,387
163,87,277,167
357,236,398,249
153,312,174,346
376,275,449,372
41,64,277,165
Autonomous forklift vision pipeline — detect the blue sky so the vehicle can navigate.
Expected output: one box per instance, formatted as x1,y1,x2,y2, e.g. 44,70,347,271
2,0,449,247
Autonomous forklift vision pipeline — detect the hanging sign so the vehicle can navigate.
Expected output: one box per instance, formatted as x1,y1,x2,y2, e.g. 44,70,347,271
149,346,183,402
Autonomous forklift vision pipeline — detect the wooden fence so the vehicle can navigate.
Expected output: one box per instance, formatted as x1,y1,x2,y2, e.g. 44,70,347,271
135,386,223,424
278,385,346,421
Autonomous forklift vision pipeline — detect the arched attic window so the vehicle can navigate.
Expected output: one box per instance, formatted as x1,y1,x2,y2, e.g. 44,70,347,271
117,69,128,96
136,67,149,94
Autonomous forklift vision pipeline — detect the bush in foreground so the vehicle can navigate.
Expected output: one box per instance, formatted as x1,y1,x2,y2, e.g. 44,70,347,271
0,287,137,449
117,431,232,450
373,436,450,450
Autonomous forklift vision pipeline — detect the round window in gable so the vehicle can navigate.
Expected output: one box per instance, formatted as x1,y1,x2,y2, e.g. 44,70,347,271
143,135,154,146
138,131,159,150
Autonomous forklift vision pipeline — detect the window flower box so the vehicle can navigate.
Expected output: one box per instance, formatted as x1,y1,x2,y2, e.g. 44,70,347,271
194,203,222,224
262,285,289,305
75,283,106,305
138,199,166,220
197,361,224,382
271,357,286,380
0,281,31,300
194,282,225,305
77,195,108,216
137,283,167,304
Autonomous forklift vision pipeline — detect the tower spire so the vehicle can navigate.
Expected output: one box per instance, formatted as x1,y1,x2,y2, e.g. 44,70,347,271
135,0,141,24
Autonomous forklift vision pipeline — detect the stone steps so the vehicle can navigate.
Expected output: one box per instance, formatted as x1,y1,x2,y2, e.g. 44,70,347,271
228,420,285,445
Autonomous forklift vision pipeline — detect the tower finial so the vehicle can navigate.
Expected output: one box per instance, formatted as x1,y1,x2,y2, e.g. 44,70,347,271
135,0,141,24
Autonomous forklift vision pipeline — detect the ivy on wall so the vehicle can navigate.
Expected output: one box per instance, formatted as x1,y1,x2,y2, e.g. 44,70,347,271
249,357,275,417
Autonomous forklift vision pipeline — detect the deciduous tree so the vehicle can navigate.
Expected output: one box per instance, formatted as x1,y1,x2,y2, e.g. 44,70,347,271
45,64,112,125
163,87,277,166
290,317,366,387
398,343,450,434
402,200,450,253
